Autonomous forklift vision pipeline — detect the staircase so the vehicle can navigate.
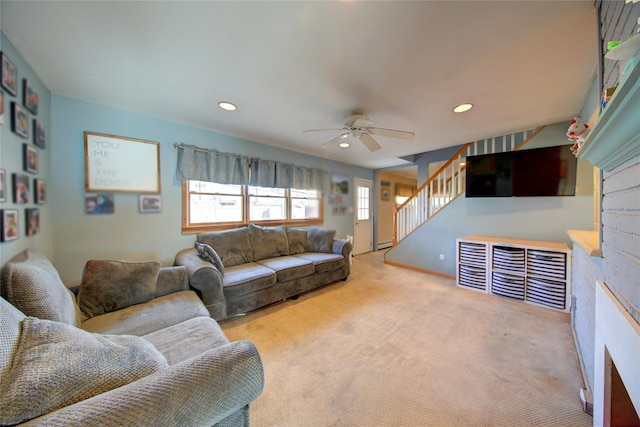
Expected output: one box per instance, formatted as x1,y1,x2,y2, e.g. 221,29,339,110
393,126,545,245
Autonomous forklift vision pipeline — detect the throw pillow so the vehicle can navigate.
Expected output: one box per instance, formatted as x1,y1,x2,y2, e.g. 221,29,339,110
286,227,307,255
248,224,289,261
77,260,160,319
305,227,336,253
195,242,225,275
197,227,253,267
0,317,168,425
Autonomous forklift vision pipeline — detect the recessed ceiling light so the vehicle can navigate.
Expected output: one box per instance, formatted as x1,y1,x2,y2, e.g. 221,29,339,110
218,101,237,111
339,142,350,148
453,103,473,113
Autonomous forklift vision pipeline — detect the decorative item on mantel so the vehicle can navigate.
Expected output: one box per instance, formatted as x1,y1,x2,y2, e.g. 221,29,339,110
566,117,590,156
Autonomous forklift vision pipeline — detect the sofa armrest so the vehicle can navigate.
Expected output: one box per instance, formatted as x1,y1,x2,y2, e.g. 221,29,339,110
22,340,264,427
155,266,189,297
174,248,226,320
332,239,352,260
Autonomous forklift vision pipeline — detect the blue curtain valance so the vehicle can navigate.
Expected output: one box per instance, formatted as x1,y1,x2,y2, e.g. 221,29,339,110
176,144,325,191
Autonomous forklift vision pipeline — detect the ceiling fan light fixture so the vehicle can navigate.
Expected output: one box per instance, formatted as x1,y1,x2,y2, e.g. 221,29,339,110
453,103,473,113
218,101,237,111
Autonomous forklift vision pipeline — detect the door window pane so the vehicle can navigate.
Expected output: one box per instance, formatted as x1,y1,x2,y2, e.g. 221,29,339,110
357,186,370,220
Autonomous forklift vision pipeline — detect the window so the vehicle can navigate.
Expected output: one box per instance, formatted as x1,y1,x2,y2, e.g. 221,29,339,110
183,181,322,232
357,185,370,220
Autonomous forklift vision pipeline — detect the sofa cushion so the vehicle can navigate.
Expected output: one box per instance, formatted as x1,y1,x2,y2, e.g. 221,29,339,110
286,227,307,255
82,290,209,336
0,297,26,381
0,250,80,327
195,242,225,275
249,224,289,261
223,263,277,299
295,252,345,273
198,227,253,267
143,316,230,365
305,227,336,253
256,256,315,282
78,260,160,319
0,317,168,426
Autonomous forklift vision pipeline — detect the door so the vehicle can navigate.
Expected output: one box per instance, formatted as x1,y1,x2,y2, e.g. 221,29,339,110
353,178,373,255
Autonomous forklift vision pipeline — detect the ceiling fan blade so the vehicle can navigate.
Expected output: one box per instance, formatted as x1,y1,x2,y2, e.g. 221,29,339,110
321,133,349,149
303,127,346,133
368,127,415,140
359,133,382,152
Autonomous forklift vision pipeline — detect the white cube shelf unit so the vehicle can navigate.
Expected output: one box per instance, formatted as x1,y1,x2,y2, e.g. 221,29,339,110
456,235,572,312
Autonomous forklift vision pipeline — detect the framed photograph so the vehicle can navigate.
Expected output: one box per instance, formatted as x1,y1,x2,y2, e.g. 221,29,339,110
1,209,19,242
12,173,30,204
33,119,46,148
85,193,115,214
34,179,46,204
1,52,17,96
330,174,349,195
25,208,39,236
139,194,162,213
381,188,390,201
0,169,5,203
11,102,29,138
22,79,38,115
23,144,38,173
0,90,5,125
85,132,161,193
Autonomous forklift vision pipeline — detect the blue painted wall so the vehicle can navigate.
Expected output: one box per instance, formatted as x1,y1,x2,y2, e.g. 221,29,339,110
386,122,595,276
50,96,372,282
0,33,52,264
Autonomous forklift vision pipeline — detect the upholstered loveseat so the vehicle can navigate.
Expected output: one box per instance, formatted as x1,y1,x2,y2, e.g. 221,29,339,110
175,225,352,321
0,250,264,426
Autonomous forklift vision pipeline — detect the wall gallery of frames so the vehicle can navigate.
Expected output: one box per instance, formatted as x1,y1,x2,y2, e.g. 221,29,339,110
1,51,46,242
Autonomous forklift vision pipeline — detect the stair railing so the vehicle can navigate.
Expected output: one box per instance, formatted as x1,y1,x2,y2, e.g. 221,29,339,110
393,126,546,245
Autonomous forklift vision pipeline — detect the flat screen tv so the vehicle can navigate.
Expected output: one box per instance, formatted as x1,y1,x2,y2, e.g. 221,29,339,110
465,145,577,197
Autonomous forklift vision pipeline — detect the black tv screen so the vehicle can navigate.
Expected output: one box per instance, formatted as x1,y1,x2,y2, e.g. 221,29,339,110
465,145,577,197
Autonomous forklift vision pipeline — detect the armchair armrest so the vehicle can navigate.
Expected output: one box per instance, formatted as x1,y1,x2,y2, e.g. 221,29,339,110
155,266,189,297
332,239,352,259
174,248,227,320
23,340,264,427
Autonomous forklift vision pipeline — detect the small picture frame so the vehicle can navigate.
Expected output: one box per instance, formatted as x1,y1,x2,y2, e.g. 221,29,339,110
381,188,390,201
34,179,46,204
139,194,162,213
1,52,17,96
85,193,115,214
23,144,38,174
0,90,5,125
26,208,40,236
22,79,38,115
0,169,6,203
12,173,30,204
33,120,46,148
1,209,19,242
12,102,29,139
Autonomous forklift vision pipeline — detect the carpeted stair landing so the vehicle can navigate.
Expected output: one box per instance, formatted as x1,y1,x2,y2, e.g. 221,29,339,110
222,251,591,427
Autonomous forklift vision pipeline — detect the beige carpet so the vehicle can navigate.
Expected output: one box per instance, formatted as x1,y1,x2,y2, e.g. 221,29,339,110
222,251,592,427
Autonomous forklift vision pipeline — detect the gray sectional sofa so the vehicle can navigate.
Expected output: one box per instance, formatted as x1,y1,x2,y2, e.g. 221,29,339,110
1,250,264,426
175,224,352,321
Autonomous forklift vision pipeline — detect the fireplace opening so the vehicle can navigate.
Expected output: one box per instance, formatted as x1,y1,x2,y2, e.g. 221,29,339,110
608,352,640,427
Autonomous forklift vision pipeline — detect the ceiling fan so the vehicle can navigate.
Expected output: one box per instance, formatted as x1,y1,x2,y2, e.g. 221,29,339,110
303,110,415,152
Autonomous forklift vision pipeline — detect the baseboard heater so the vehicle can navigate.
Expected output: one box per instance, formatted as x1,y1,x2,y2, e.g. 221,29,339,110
377,241,393,250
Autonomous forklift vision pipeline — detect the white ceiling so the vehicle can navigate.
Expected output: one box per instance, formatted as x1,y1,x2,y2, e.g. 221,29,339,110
1,1,598,170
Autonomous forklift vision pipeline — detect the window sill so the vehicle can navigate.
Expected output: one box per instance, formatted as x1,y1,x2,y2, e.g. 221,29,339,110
567,229,602,258
182,218,323,235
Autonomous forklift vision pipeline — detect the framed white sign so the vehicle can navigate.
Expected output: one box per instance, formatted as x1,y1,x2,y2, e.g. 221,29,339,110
84,132,161,193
